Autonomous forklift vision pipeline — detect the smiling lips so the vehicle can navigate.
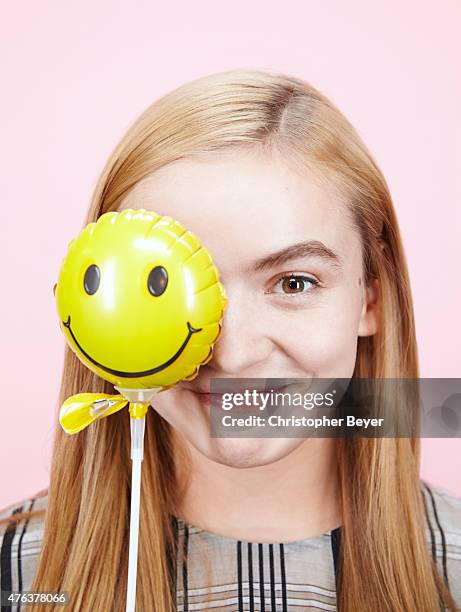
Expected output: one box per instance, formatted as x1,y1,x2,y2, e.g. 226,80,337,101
62,314,202,378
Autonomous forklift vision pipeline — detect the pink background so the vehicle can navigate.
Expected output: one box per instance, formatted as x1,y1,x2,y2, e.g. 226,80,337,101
1,1,460,508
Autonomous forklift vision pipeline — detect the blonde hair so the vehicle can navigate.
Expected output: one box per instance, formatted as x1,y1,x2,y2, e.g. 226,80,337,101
5,68,457,610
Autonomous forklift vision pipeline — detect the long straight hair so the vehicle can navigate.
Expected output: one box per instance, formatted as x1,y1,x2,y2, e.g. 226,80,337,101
7,69,457,610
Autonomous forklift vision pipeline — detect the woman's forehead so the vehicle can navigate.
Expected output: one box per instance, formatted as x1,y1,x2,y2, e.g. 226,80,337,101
119,151,358,276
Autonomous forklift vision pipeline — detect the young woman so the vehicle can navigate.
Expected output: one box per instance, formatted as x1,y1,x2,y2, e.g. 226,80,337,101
1,69,460,611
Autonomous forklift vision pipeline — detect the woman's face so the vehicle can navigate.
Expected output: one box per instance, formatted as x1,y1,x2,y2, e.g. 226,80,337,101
119,147,378,468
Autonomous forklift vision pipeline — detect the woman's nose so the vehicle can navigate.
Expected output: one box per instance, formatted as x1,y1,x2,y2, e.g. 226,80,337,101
207,289,273,375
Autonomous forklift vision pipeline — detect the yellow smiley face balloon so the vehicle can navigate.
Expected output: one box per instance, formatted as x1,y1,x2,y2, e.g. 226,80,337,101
55,208,227,392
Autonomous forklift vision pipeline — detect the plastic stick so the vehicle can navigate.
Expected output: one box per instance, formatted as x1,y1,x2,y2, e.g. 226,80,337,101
126,415,146,612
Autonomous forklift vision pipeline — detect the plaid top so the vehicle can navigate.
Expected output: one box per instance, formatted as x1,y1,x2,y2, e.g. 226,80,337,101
1,482,460,611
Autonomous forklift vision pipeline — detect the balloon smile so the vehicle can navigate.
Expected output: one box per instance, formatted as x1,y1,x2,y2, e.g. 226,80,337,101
62,314,202,378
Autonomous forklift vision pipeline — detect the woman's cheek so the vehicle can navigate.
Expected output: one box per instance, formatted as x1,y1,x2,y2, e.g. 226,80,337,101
274,292,361,377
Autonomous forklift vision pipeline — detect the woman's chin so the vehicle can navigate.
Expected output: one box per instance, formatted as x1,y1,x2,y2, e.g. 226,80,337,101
205,436,306,468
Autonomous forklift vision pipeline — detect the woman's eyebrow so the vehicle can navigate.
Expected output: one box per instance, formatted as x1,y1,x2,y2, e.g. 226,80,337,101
250,240,344,272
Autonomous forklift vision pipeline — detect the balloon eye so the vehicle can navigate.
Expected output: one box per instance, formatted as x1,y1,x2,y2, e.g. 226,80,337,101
148,266,168,297
83,264,100,295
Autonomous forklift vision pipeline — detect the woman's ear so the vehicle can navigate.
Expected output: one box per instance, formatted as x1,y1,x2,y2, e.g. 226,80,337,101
358,277,379,337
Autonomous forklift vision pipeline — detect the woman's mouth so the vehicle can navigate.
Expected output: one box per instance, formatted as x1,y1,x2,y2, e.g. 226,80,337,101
188,384,299,414
189,391,221,409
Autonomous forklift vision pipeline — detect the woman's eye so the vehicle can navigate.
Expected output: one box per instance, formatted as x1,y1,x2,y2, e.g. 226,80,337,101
270,274,319,296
